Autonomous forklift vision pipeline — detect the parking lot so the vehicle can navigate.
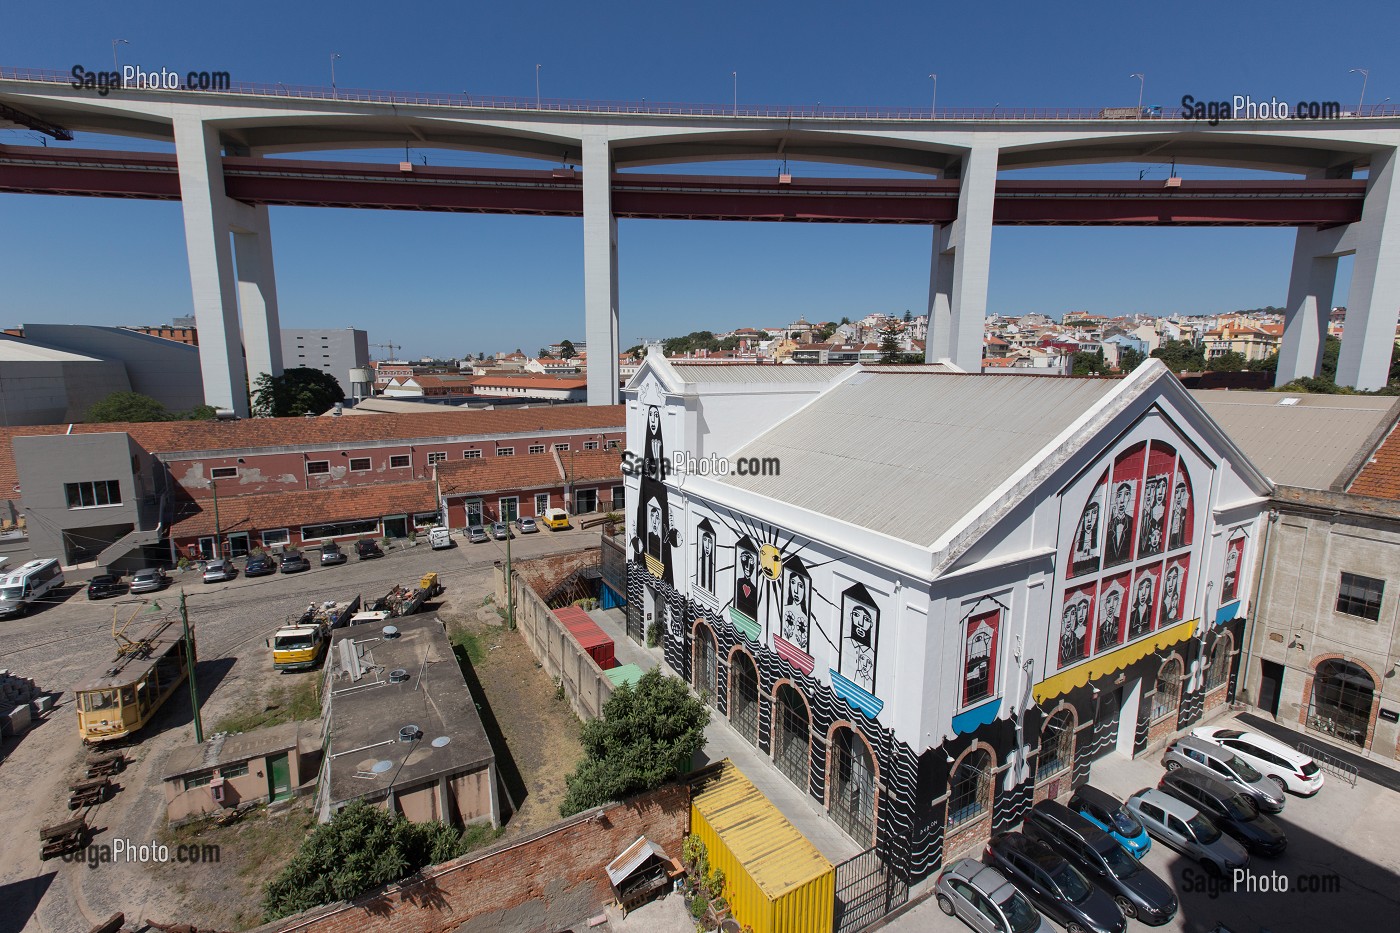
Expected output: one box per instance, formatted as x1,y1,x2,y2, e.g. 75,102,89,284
882,721,1400,933
0,523,600,933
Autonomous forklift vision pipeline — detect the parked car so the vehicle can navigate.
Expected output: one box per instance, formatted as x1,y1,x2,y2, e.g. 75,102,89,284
279,551,311,573
982,832,1127,933
128,568,169,594
1124,788,1249,877
355,539,384,560
491,521,513,541
244,554,277,577
319,541,347,566
1190,726,1324,796
541,507,570,530
935,857,1053,933
1067,785,1152,859
86,574,127,600
517,516,539,534
466,525,489,544
428,526,454,549
1162,735,1285,813
1158,770,1287,856
1022,800,1178,926
202,559,238,584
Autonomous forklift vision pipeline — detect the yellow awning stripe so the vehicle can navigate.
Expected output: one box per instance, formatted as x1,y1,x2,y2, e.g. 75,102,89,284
1033,617,1199,704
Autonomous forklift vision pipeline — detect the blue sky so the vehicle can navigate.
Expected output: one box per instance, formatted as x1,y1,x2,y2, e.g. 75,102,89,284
1,1,1395,358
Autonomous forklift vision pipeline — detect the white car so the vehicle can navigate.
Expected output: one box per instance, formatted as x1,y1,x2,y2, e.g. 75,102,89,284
1190,726,1324,796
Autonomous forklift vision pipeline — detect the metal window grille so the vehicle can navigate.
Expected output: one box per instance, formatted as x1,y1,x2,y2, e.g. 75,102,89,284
829,728,877,845
773,685,810,791
947,750,992,828
1204,634,1234,691
1036,710,1075,782
730,653,759,744
1336,572,1384,621
1307,659,1374,748
695,628,719,707
1149,659,1183,722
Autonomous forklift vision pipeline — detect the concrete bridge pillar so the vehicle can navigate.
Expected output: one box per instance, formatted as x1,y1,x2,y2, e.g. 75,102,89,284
1276,226,1340,385
1336,148,1400,390
583,133,620,405
174,114,249,416
233,203,284,390
927,144,998,371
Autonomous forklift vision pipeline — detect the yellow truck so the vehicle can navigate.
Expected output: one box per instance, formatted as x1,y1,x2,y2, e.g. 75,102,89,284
268,597,360,671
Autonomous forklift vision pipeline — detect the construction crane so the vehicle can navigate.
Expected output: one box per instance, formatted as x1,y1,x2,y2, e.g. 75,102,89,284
370,342,402,361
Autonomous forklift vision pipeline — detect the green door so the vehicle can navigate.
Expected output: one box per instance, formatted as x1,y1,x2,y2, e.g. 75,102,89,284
268,753,292,801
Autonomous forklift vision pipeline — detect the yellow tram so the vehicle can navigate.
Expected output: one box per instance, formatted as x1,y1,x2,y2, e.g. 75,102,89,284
76,610,195,744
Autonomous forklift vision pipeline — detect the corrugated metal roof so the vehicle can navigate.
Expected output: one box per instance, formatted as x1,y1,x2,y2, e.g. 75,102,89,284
669,364,852,385
690,760,832,899
605,835,671,887
1191,389,1399,490
722,372,1120,547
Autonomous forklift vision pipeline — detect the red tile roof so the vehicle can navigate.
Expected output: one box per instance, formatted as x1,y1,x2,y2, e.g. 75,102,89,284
1348,426,1400,500
470,374,588,390
0,406,625,497
435,453,565,496
564,448,625,484
171,481,437,538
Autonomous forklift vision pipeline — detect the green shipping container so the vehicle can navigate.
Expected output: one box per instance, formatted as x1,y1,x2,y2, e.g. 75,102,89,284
689,760,834,933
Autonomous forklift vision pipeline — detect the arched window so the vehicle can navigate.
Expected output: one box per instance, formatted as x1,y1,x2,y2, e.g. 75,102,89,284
693,624,719,708
1309,659,1374,748
1036,709,1076,782
947,748,994,829
1204,634,1234,691
772,683,811,791
828,726,877,845
1148,658,1183,723
729,650,759,744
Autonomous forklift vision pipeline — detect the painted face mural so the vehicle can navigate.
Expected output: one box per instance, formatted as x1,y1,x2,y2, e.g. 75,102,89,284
1168,478,1191,551
734,538,760,621
696,519,716,594
1161,563,1182,626
1096,582,1125,654
1138,474,1169,557
1060,596,1090,665
1128,571,1157,640
1222,535,1245,603
963,609,999,706
1070,482,1104,578
781,559,812,653
631,396,677,585
1104,480,1138,567
840,583,880,695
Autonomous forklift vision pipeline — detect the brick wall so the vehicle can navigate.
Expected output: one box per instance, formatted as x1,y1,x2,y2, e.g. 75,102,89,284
498,562,616,720
254,783,689,933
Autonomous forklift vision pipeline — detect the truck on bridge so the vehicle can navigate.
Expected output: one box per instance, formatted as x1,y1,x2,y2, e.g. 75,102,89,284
268,597,361,671
349,573,444,626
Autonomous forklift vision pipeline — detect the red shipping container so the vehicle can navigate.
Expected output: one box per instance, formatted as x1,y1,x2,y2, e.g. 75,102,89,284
553,606,616,669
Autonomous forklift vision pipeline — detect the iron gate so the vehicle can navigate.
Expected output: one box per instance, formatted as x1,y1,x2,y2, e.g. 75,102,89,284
833,846,908,933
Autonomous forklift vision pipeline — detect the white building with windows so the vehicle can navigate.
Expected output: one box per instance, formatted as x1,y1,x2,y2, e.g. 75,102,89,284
623,352,1269,881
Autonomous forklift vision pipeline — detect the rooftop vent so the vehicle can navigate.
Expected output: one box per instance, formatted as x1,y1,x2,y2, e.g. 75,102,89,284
388,668,410,684
382,625,400,639
399,724,422,743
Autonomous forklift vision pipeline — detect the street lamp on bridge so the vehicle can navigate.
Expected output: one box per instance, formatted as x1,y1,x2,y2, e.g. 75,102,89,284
929,73,937,119
536,64,542,109
112,39,130,74
1130,73,1145,117
1350,68,1369,114
330,53,342,98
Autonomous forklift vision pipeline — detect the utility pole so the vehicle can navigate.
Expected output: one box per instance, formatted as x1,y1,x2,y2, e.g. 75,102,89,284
180,591,203,743
505,518,515,630
210,479,222,559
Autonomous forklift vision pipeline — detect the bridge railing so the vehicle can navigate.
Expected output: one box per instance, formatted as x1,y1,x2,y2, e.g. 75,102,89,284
7,66,1400,121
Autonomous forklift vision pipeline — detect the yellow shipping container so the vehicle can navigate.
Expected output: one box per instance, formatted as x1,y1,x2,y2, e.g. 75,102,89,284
689,760,834,933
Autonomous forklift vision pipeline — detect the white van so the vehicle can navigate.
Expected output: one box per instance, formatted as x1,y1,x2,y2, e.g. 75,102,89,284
428,526,453,550
0,558,66,618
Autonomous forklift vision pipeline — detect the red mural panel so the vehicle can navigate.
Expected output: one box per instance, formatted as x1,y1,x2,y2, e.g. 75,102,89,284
1059,583,1096,668
1070,474,1107,580
1137,443,1177,560
1126,565,1160,641
1095,571,1132,655
963,609,1000,707
1104,442,1146,570
1166,457,1195,552
1159,555,1190,628
1221,535,1246,603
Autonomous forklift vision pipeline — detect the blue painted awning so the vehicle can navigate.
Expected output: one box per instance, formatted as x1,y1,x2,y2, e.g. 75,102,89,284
830,670,884,719
952,697,1001,736
1215,600,1241,626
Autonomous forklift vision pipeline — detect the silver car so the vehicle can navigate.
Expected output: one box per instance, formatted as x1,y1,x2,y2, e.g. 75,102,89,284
201,559,237,584
466,525,489,544
128,568,168,593
935,857,1053,933
1162,735,1285,813
1125,788,1249,877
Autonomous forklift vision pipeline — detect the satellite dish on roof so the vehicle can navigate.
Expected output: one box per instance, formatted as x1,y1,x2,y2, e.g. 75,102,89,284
370,760,393,774
431,736,450,748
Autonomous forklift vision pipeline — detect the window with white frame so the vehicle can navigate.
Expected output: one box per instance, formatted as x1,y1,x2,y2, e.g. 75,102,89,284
584,440,599,450
261,528,290,548
463,449,482,459
64,480,122,508
554,443,569,452
534,493,549,514
529,445,545,454
390,454,410,469
496,447,514,457
210,467,238,480
606,439,620,449
306,461,330,475
349,457,372,472
427,451,447,465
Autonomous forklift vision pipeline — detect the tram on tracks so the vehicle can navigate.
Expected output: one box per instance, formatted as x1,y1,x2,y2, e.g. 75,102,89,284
75,604,195,744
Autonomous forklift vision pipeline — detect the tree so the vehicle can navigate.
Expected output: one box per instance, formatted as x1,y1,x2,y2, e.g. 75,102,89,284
1118,347,1146,373
86,391,172,423
1206,351,1247,372
251,368,346,418
262,800,471,920
815,322,838,342
538,349,554,359
1248,352,1279,375
560,669,709,816
559,339,577,360
1150,339,1206,373
878,324,902,363
1071,350,1108,376
903,310,912,323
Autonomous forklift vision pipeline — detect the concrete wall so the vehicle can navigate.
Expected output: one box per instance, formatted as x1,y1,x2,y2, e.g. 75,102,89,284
499,563,616,721
254,782,689,933
24,324,205,413
164,743,305,823
283,329,367,396
12,432,160,566
0,358,131,426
